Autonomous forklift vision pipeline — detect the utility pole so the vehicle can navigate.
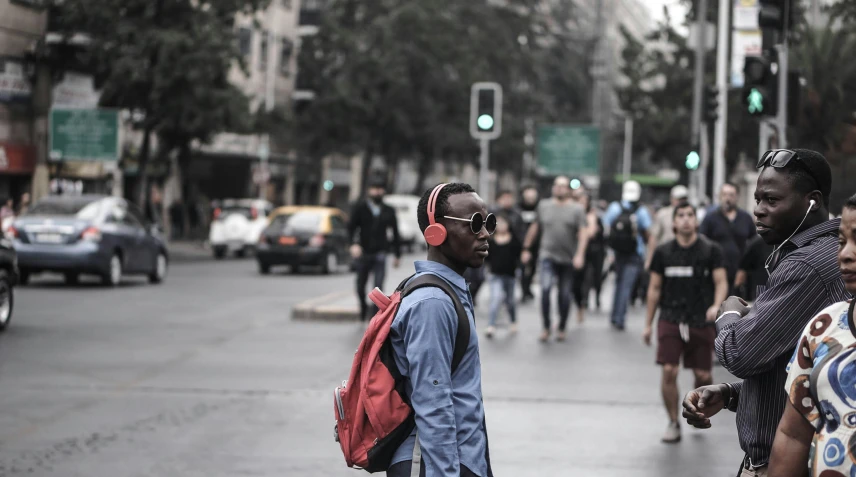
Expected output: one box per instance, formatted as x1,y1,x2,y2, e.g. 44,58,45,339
622,117,633,183
712,0,730,198
690,0,709,204
775,4,790,148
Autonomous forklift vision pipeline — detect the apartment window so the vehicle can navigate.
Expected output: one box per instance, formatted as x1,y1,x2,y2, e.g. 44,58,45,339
238,28,253,59
280,38,294,75
259,33,268,72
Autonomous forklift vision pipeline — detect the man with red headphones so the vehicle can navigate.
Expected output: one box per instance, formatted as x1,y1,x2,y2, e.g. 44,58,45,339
386,183,494,477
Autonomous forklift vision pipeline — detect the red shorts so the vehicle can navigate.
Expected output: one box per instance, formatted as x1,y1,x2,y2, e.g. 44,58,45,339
656,320,715,370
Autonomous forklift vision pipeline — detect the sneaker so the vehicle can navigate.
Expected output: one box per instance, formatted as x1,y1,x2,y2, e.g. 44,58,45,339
556,330,567,342
539,329,550,342
661,421,681,443
485,326,496,339
509,323,518,334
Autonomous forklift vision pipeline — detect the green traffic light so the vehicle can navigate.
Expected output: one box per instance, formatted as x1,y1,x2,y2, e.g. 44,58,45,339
323,180,334,191
477,114,494,130
747,88,764,114
570,179,581,190
686,151,700,170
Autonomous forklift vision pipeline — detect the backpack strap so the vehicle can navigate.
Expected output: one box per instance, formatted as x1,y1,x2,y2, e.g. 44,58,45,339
402,274,471,374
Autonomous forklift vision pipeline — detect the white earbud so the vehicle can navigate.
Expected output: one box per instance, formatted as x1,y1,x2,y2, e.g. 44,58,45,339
764,199,817,275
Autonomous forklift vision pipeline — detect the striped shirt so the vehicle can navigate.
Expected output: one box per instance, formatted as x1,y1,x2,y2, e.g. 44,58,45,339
715,219,848,468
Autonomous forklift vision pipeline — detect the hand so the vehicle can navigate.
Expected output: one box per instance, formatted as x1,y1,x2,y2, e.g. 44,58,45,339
521,250,532,265
349,244,362,259
682,384,728,429
706,305,719,323
572,254,584,270
642,325,652,346
393,257,401,269
717,296,750,320
644,259,652,271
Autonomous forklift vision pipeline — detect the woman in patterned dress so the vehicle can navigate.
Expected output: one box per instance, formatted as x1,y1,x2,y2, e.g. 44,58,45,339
769,194,856,477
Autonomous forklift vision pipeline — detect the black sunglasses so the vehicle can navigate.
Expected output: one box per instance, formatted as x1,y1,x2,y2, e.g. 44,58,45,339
757,149,822,190
443,212,497,235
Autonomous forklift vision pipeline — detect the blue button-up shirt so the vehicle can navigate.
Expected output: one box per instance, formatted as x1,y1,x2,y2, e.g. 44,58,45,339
389,261,488,477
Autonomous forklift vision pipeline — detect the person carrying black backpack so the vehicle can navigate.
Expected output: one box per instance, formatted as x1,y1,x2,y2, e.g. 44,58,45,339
603,180,652,330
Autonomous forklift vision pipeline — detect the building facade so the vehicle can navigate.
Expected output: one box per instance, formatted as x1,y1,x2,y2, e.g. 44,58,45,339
0,0,46,206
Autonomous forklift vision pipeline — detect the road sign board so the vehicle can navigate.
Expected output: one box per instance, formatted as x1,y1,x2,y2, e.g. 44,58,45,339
536,125,600,176
49,108,120,162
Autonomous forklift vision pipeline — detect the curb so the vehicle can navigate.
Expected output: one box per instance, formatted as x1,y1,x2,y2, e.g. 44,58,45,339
291,291,360,322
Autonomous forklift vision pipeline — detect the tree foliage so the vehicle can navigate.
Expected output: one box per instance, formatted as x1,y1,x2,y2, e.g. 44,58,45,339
294,0,592,194
52,0,269,205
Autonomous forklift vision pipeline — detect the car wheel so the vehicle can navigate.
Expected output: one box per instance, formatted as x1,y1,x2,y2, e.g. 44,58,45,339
258,261,271,275
322,251,338,275
213,247,226,259
64,272,79,285
149,252,168,284
18,270,30,286
0,270,13,332
102,254,123,287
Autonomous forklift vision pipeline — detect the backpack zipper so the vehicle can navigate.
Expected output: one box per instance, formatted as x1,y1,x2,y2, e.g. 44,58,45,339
335,385,346,420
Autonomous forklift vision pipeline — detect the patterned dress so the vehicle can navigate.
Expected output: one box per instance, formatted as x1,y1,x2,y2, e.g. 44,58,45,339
785,299,856,477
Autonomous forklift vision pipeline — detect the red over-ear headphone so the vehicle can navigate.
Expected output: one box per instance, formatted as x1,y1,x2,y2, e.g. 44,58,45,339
424,183,448,247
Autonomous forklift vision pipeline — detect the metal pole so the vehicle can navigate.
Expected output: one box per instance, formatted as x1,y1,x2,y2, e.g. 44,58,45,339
479,138,489,201
759,120,771,160
691,0,709,204
776,11,789,148
713,0,730,200
622,117,633,182
700,126,710,203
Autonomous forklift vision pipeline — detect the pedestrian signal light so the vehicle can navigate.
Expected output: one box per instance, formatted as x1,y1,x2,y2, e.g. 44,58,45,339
569,178,581,190
747,88,764,114
323,180,334,191
686,151,700,170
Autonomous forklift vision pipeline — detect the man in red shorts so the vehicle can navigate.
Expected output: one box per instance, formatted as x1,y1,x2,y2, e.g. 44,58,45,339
643,201,728,444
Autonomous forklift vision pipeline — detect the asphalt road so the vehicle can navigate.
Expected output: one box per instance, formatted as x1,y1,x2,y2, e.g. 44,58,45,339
0,254,744,477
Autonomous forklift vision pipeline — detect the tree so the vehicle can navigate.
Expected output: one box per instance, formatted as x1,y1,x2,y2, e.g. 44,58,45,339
52,0,269,207
294,0,592,196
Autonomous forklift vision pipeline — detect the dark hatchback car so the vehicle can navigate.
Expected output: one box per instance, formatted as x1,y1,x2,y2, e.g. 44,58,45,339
10,195,168,286
256,206,350,274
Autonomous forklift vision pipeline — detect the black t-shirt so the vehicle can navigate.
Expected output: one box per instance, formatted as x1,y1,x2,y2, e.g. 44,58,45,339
487,235,522,277
650,237,725,327
739,235,775,301
699,208,756,281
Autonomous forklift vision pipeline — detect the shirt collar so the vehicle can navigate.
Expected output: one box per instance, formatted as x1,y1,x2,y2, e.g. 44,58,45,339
414,260,469,292
787,218,840,248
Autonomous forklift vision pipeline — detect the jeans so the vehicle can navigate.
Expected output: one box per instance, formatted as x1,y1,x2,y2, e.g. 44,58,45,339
356,253,387,320
387,461,479,477
488,275,517,327
611,253,642,328
464,267,486,307
539,258,574,331
520,251,538,299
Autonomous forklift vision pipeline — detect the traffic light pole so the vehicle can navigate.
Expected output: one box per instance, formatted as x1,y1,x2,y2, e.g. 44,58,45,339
479,139,490,203
775,40,789,148
712,0,731,199
690,0,708,204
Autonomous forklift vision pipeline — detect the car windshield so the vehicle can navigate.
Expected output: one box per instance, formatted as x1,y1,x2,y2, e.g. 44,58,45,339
26,198,102,220
269,212,321,234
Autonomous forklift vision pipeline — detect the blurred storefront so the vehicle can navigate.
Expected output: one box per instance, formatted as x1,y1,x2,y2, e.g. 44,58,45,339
0,142,35,201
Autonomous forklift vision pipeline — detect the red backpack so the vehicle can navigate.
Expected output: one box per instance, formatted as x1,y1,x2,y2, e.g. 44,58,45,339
333,273,470,472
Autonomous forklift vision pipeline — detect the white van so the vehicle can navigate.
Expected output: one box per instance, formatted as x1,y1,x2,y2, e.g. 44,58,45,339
383,194,423,252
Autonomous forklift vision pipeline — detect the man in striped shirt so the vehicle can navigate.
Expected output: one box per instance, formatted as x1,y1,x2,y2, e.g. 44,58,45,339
681,149,848,477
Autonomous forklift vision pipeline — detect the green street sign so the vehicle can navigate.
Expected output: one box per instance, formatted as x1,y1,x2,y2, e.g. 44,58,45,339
537,125,600,176
49,108,120,162
747,88,764,114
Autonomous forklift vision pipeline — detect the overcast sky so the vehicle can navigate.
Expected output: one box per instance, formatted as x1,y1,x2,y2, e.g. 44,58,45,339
647,0,688,26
